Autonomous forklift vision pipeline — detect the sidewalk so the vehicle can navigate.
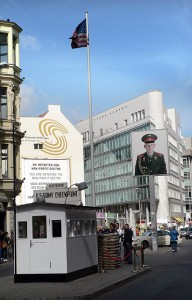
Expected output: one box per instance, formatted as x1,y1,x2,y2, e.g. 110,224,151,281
0,247,174,300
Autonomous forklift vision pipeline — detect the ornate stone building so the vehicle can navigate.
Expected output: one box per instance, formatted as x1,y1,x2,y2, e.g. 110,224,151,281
0,20,24,232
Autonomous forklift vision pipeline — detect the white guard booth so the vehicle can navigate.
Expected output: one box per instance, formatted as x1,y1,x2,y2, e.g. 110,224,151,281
14,202,98,282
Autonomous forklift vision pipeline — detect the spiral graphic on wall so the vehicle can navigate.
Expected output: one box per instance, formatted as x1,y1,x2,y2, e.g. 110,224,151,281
39,119,68,155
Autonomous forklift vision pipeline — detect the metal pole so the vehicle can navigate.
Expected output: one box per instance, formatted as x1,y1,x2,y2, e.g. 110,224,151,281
136,188,142,233
149,176,158,251
13,123,17,275
139,193,142,232
131,247,137,273
85,12,96,207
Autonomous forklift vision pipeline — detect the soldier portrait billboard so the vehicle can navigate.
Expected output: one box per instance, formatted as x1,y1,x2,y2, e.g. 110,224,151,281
132,129,169,176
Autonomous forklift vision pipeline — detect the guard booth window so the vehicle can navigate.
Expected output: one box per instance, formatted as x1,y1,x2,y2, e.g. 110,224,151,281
18,221,27,238
52,220,61,237
32,216,47,239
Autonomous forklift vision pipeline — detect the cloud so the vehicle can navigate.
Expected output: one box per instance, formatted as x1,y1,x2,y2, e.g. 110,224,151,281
20,34,40,51
20,84,38,116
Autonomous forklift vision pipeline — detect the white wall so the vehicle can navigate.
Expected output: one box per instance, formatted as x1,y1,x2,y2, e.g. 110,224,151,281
19,105,85,205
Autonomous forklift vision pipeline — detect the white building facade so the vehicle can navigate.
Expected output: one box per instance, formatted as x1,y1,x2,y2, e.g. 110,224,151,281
183,137,192,226
18,105,86,205
75,90,185,230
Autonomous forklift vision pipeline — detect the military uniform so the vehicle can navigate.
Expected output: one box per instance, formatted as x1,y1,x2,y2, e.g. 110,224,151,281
135,133,167,176
135,151,167,175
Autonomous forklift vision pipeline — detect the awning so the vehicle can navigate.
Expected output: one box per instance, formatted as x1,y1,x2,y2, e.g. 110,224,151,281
174,217,183,223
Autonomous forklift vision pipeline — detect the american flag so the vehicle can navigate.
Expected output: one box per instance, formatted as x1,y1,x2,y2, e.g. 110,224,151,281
70,19,88,49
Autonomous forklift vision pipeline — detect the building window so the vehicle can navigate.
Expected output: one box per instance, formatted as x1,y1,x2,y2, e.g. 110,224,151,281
2,144,8,177
183,157,189,168
34,144,43,149
82,132,86,143
0,33,8,63
0,87,7,119
115,123,118,130
131,110,145,123
185,186,192,198
131,113,134,123
124,119,127,126
184,172,190,180
138,111,141,120
13,37,17,65
100,128,103,136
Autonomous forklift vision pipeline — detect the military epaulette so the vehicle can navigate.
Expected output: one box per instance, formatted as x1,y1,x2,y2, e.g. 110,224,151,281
155,152,163,157
138,153,144,158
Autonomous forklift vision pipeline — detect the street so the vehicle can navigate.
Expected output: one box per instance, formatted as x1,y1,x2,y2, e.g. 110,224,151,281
95,238,192,300
0,261,14,278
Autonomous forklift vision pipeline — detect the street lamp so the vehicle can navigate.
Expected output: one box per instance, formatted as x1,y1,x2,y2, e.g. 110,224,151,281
136,188,142,234
64,182,88,204
13,122,17,275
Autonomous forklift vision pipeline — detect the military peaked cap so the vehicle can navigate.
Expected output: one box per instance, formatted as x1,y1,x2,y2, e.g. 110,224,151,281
141,133,157,143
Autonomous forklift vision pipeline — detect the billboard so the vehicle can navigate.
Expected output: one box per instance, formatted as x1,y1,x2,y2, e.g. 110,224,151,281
132,129,169,176
20,158,70,204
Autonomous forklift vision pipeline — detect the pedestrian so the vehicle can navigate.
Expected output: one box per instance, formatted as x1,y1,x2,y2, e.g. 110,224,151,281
169,226,179,252
135,133,167,175
0,230,3,262
10,231,14,259
1,231,10,262
123,224,133,264
115,223,123,237
109,223,116,233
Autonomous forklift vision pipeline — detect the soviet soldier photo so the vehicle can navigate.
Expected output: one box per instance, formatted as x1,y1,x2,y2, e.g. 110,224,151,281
134,133,167,176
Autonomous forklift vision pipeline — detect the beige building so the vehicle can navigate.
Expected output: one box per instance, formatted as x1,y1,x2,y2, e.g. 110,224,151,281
18,105,85,206
0,20,24,232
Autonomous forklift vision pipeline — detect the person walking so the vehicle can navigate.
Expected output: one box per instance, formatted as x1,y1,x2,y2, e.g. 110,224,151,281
1,232,10,262
169,226,179,252
0,230,3,263
123,224,133,264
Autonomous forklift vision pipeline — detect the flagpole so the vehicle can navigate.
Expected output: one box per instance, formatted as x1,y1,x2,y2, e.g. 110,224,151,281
85,11,96,207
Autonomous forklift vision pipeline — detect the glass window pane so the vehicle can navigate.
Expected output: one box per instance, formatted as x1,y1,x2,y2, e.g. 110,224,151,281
52,220,61,237
91,220,96,235
32,216,47,239
2,144,8,176
67,219,73,237
85,220,91,235
18,221,27,238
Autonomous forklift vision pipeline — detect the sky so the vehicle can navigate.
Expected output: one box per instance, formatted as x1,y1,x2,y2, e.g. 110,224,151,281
0,0,192,137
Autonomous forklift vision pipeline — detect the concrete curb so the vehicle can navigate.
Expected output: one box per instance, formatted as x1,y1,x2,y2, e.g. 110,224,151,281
74,267,151,300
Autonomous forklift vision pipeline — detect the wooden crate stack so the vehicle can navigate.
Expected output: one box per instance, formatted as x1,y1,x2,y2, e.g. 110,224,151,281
98,233,121,271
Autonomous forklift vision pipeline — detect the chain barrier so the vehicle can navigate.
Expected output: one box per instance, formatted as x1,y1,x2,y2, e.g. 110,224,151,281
102,245,140,262
98,234,148,272
101,244,147,271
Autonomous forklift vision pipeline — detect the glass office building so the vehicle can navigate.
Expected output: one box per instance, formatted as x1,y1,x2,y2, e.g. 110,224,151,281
76,90,184,230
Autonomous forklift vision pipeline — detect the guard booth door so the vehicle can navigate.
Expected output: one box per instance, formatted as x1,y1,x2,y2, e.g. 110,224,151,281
29,212,51,274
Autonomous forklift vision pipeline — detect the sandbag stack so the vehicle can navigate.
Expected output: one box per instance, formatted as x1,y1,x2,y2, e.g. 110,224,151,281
97,233,121,271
